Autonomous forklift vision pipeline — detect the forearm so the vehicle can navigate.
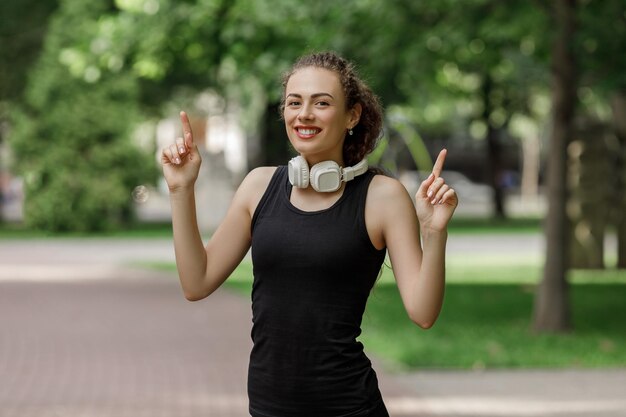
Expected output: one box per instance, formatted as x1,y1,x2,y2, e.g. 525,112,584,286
169,188,209,300
411,229,448,328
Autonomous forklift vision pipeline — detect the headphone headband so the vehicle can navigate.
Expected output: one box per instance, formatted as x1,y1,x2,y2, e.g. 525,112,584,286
342,159,368,182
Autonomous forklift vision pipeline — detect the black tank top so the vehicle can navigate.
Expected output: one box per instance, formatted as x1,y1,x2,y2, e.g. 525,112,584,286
249,166,387,417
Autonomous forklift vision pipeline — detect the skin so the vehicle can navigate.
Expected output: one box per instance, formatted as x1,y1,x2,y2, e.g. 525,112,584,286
161,67,458,329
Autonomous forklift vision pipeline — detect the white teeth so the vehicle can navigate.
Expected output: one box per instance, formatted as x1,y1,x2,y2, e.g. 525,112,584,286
298,128,318,135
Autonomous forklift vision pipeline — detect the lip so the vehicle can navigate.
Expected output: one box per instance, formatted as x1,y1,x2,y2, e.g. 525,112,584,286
294,125,321,139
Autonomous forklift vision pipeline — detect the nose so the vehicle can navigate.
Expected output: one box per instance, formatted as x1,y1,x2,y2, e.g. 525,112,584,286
297,103,314,121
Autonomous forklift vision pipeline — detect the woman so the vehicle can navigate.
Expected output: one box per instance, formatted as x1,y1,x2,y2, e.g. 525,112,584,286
161,52,458,417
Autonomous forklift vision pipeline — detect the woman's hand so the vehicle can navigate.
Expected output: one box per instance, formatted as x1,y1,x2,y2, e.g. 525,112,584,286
415,149,458,233
161,111,202,193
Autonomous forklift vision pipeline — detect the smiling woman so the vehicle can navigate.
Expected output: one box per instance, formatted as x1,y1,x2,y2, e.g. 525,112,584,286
280,53,383,169
160,51,458,417
282,67,356,166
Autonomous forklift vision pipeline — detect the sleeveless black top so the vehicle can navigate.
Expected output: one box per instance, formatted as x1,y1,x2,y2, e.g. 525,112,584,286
249,166,387,417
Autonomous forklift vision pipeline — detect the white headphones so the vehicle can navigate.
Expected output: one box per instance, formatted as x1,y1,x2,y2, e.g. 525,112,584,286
287,156,368,192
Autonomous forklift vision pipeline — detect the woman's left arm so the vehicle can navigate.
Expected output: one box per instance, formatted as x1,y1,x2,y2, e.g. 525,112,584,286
368,150,457,329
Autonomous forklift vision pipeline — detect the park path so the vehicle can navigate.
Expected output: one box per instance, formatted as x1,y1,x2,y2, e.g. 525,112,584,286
1,235,625,417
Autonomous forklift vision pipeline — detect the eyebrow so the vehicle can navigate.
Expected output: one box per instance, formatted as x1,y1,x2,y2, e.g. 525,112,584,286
286,92,335,100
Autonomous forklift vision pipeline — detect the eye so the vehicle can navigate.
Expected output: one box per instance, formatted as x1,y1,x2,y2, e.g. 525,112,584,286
316,101,330,107
286,100,300,107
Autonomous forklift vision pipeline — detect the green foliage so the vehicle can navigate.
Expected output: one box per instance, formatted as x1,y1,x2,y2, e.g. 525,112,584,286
578,0,626,93
5,0,625,228
0,0,59,103
9,0,156,232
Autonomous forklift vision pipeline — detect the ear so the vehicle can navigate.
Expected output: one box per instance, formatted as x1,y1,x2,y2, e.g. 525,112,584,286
348,103,362,129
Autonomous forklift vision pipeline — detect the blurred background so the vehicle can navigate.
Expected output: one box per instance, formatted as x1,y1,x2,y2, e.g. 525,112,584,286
1,1,626,415
1,0,625,364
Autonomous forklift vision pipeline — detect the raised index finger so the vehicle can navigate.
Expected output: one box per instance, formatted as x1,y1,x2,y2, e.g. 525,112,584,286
432,149,447,178
180,111,194,148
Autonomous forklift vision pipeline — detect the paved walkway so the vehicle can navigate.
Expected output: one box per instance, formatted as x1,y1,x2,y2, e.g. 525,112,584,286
1,237,625,417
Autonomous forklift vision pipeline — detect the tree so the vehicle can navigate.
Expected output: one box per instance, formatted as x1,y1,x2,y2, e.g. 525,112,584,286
331,1,550,217
9,0,155,232
0,0,59,222
533,0,578,333
576,0,626,269
612,92,626,268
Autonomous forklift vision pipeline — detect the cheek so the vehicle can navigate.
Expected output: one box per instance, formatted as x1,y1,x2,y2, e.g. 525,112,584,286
283,109,297,123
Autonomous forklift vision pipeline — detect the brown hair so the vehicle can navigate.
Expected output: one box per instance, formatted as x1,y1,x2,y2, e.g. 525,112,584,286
280,51,383,167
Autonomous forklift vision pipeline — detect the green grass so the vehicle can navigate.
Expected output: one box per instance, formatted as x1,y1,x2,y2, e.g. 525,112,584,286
0,221,174,239
360,281,626,370
447,216,542,234
221,257,626,370
0,216,542,239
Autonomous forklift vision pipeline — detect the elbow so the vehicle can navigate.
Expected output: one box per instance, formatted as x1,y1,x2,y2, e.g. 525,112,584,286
182,287,212,302
414,319,435,330
184,292,206,302
180,272,214,301
408,310,437,330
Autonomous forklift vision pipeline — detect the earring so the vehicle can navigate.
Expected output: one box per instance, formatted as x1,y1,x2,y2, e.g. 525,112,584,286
348,129,354,136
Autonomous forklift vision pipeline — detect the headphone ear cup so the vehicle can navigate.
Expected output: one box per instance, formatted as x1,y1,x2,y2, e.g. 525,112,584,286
288,156,309,188
310,161,341,192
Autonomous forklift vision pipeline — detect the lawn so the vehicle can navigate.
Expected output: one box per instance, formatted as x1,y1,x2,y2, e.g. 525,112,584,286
0,221,174,239
0,216,541,238
223,256,626,370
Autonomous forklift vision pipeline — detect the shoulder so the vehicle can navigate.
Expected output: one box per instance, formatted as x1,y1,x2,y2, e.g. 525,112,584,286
236,166,279,215
366,174,416,224
241,166,279,189
368,173,412,203
364,173,416,249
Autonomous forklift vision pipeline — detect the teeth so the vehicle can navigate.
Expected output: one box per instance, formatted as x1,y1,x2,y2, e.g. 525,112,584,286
298,128,318,135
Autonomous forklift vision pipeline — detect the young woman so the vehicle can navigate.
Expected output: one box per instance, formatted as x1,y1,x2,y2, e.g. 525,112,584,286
161,52,458,417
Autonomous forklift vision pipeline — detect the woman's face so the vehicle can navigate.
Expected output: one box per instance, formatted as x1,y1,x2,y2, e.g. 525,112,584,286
283,67,359,164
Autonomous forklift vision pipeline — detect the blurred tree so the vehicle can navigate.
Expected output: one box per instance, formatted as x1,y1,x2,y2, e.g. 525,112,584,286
575,0,626,269
85,0,325,165
566,123,612,269
9,0,621,243
9,0,156,232
335,0,550,218
612,92,626,268
84,0,551,187
0,0,59,222
533,0,577,333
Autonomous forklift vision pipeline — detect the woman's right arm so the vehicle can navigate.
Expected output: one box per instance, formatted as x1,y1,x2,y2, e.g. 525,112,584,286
162,111,272,301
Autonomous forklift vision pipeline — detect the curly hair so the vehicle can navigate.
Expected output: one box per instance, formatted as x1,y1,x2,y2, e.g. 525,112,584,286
280,51,383,167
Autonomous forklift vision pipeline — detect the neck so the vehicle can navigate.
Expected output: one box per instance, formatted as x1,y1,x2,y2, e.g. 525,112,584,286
301,153,344,167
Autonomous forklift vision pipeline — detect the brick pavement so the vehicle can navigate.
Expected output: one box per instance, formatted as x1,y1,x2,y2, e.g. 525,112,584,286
0,266,422,417
0,268,252,417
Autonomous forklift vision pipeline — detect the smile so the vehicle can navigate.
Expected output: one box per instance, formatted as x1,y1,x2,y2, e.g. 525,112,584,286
296,127,321,138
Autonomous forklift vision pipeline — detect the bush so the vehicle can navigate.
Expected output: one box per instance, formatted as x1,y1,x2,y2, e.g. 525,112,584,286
9,0,157,232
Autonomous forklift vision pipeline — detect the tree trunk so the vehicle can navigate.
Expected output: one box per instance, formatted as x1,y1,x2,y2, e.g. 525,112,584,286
533,0,577,333
482,75,506,218
568,126,610,269
0,133,4,224
520,132,540,205
260,102,290,166
611,91,626,268
0,109,7,224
